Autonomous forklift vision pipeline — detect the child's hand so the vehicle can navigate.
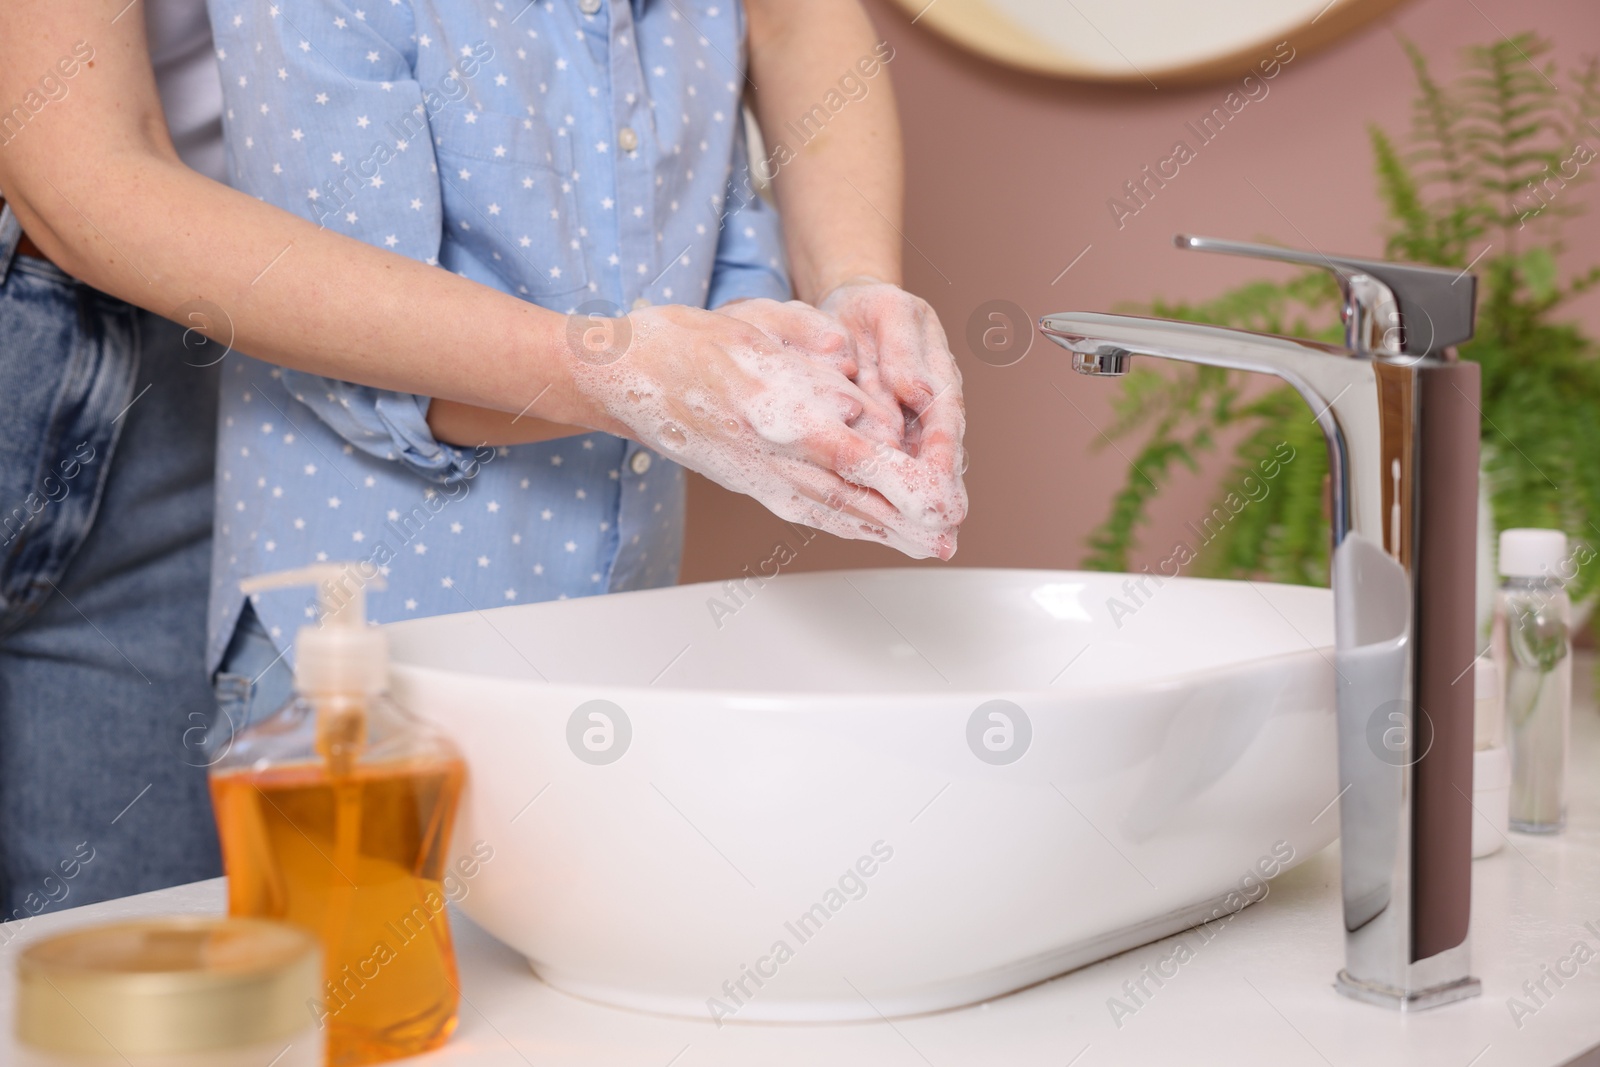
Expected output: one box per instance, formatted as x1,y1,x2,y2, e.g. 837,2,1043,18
719,297,906,450
818,279,968,536
564,301,959,559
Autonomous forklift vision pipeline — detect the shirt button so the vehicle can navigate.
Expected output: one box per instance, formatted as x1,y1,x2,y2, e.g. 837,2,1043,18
579,0,601,12
631,296,652,310
618,126,639,152
630,450,653,476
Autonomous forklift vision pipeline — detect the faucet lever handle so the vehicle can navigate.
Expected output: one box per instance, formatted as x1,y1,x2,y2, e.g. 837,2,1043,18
1174,234,1476,359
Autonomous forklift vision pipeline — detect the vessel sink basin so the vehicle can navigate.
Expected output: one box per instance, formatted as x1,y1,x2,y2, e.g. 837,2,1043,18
386,568,1338,1022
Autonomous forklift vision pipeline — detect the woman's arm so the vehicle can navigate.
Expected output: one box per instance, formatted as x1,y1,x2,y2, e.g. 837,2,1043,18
0,0,586,441
0,0,959,553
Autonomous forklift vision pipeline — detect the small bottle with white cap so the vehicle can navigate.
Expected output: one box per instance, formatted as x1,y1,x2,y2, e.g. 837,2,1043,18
1495,529,1573,833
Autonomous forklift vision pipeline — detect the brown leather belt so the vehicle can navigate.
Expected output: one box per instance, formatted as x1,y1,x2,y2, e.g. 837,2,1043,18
0,196,48,263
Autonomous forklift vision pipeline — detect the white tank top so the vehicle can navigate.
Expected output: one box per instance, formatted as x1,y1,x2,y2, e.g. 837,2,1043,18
145,0,225,183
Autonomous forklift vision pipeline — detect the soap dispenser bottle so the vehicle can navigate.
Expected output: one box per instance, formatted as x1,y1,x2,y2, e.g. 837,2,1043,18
209,564,466,1065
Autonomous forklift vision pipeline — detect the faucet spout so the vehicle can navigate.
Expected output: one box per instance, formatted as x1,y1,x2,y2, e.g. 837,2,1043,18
1045,312,1362,542
1067,344,1133,378
1043,237,1483,1011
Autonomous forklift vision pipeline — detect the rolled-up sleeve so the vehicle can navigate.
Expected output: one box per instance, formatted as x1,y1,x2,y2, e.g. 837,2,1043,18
706,115,792,309
208,0,476,481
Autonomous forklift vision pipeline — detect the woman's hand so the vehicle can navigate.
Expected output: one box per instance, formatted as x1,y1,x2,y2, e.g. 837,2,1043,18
567,300,960,559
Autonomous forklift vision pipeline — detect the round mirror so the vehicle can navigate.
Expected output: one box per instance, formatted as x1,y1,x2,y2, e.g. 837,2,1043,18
886,0,1408,85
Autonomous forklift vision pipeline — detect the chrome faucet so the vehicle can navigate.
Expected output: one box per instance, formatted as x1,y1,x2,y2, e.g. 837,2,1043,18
1042,234,1483,1010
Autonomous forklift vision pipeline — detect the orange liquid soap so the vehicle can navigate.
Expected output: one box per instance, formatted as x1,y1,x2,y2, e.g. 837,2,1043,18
211,753,465,1065
210,564,468,1066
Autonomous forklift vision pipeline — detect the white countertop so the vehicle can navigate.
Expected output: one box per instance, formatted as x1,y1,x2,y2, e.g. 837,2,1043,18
6,660,1600,1067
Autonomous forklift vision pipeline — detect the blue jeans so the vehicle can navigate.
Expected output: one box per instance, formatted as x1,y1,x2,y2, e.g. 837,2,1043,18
213,603,295,748
0,206,222,921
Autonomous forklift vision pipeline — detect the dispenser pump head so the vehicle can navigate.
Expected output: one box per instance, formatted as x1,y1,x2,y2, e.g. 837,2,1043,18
240,563,388,695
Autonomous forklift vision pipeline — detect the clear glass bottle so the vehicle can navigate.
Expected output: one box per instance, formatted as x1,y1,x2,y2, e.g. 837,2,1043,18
1495,529,1572,834
209,565,466,1065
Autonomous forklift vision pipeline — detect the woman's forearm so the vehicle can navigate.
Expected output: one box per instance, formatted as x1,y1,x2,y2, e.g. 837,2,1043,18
744,0,905,304
0,0,595,443
7,150,588,438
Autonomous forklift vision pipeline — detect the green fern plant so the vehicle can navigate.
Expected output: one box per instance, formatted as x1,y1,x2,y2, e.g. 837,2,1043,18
1086,31,1600,625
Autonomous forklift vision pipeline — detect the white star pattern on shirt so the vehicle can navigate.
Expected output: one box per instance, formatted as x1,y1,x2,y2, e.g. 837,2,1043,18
203,0,757,665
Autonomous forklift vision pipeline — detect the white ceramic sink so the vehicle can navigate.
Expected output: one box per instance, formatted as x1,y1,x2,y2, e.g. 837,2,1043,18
386,568,1338,1022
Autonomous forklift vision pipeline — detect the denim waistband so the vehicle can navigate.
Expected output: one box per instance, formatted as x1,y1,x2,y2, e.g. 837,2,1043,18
0,202,21,286
0,203,71,288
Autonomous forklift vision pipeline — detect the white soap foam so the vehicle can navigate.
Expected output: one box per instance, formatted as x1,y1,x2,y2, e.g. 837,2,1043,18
570,299,964,559
819,283,969,533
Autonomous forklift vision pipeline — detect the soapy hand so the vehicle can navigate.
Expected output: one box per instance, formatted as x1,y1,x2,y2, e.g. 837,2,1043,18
566,300,960,559
817,279,968,532
723,297,907,451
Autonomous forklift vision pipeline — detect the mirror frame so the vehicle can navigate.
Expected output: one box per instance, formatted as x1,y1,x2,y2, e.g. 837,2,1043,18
885,0,1411,86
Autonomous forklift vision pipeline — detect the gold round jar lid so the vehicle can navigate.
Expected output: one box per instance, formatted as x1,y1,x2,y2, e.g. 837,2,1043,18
16,917,320,1056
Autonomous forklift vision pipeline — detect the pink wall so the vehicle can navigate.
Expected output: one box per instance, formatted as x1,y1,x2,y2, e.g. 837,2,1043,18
681,0,1600,584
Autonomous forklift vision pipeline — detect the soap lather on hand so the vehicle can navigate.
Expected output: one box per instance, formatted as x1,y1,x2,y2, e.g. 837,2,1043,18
821,279,968,548
720,288,969,559
566,292,966,561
